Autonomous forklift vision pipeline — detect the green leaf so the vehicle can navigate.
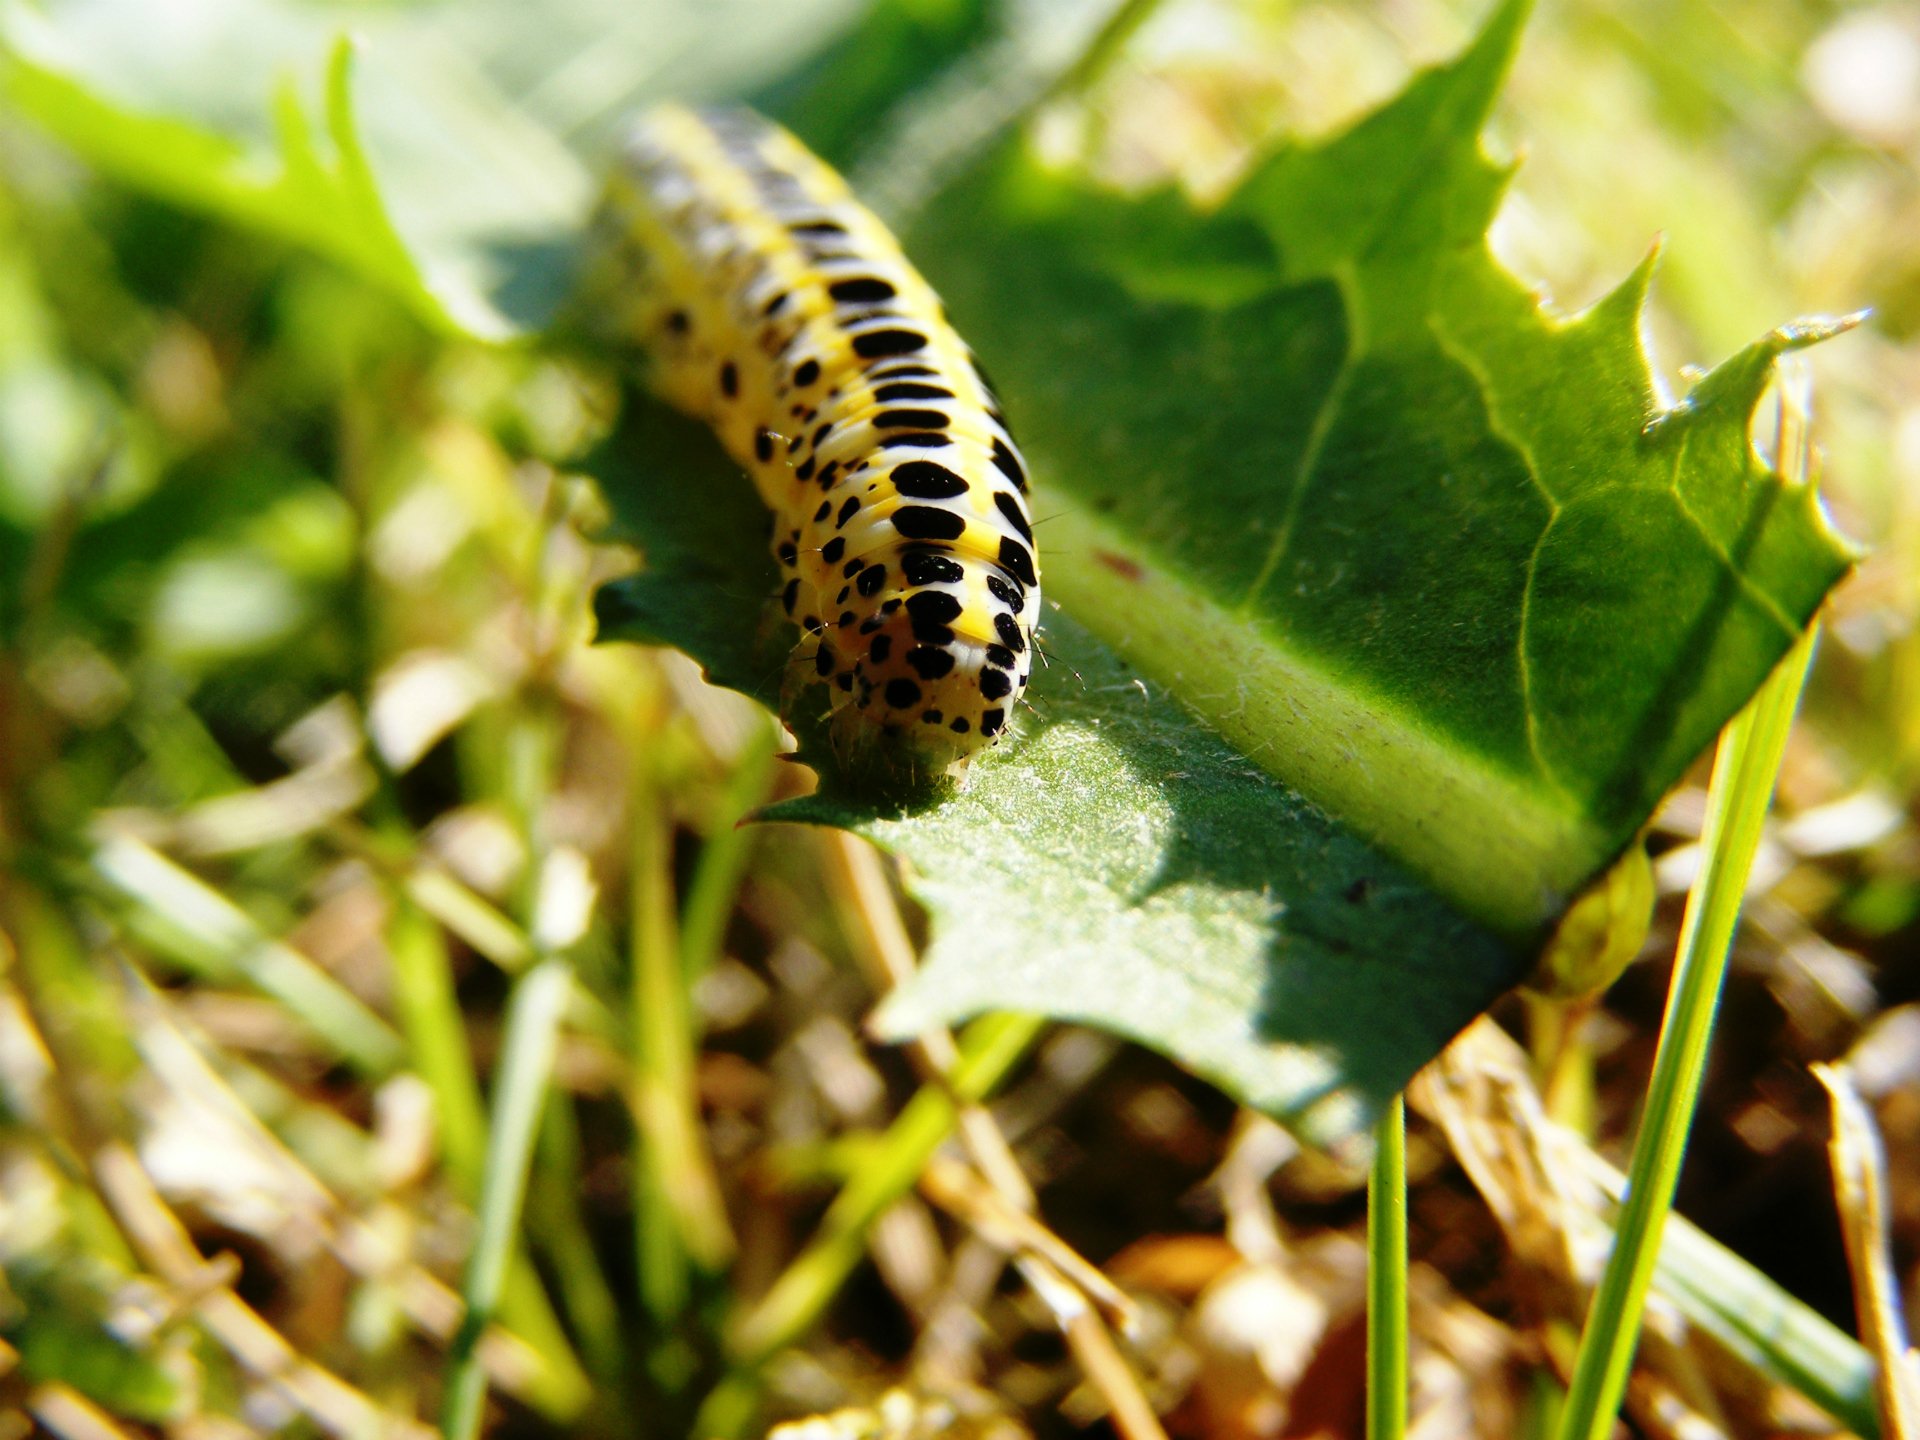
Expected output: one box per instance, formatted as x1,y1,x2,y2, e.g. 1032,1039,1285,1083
0,0,874,337
898,0,1857,938
593,392,1520,1153
806,606,1530,1150
592,0,1857,1145
0,17,476,331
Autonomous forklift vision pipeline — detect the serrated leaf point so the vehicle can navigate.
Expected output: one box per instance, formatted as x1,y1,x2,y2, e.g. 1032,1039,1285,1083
1647,309,1867,443
1581,236,1661,332
1451,0,1537,130
1774,308,1871,351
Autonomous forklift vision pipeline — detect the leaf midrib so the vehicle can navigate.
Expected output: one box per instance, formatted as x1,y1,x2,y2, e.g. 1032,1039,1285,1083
1041,491,1602,941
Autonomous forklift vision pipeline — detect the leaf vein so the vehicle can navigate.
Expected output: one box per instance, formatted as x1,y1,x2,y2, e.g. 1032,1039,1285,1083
1237,272,1359,612
1663,431,1799,640
1429,311,1568,792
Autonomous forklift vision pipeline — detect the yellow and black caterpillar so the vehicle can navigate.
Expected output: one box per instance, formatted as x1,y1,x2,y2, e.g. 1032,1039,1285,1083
595,104,1040,772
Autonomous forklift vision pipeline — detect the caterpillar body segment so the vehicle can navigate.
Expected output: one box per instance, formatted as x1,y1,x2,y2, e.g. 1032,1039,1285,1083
594,104,1040,775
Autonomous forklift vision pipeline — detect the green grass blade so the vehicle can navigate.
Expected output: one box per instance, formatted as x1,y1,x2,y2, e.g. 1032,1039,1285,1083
440,956,574,1440
1637,1167,1879,1433
724,1011,1043,1367
1554,616,1820,1440
530,1090,626,1386
89,833,405,1077
629,764,734,1387
386,898,487,1193
678,728,776,984
632,786,694,1330
1368,1096,1408,1440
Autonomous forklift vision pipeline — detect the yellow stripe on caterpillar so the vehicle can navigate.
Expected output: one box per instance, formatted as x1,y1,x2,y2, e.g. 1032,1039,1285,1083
594,104,1040,776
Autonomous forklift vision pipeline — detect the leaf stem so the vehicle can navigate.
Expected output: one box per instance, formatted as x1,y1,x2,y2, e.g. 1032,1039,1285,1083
1367,1096,1408,1440
629,756,735,1362
1553,617,1819,1440
441,957,574,1440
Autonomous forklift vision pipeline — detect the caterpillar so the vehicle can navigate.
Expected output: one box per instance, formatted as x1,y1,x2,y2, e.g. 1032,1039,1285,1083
592,104,1040,777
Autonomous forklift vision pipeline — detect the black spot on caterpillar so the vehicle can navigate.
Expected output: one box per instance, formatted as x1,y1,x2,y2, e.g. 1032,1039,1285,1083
595,103,1042,774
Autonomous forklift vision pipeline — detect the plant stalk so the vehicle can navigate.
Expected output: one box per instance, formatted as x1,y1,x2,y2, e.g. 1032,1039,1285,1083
1368,1096,1409,1440
441,957,574,1440
1553,619,1819,1440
